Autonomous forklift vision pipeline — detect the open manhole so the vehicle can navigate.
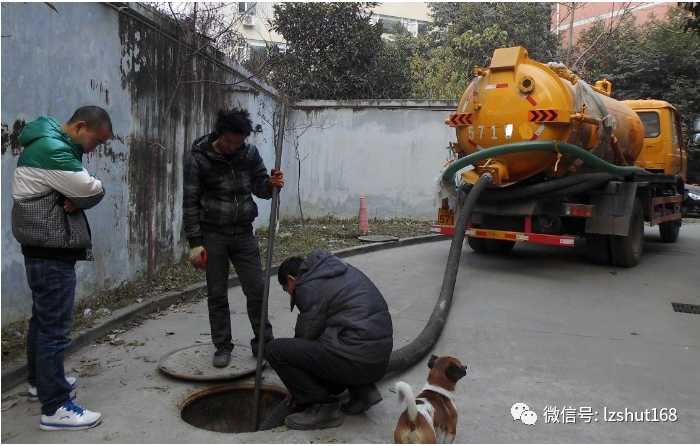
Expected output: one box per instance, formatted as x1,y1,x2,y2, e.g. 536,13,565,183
180,383,288,433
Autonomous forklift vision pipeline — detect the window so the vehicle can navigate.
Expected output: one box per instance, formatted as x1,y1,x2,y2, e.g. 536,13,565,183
418,22,429,35
671,111,679,146
637,111,660,138
378,16,404,34
250,45,268,59
238,2,256,15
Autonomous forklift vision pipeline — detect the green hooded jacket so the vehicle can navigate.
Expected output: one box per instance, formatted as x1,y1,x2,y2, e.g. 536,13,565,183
11,116,105,259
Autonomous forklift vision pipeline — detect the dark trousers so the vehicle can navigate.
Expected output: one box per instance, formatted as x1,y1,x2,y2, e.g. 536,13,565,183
203,231,273,352
265,338,388,406
24,257,76,415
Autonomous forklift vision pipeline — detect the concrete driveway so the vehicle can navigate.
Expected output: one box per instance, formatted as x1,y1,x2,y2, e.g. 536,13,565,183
2,223,699,443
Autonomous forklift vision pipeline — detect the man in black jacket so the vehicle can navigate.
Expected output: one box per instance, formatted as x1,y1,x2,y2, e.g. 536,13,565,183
182,108,284,367
265,250,393,430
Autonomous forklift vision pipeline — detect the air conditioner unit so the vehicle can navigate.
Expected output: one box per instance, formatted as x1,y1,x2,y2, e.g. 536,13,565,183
242,14,255,27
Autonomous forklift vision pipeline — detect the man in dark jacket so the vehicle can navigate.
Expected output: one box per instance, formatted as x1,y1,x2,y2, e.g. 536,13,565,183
182,108,284,367
265,250,393,430
12,106,111,430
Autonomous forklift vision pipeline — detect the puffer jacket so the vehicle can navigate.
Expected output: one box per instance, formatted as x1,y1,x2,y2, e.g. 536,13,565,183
292,249,394,365
182,134,272,248
11,117,105,260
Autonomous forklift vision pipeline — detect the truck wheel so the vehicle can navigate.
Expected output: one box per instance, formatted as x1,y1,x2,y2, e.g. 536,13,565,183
610,199,644,268
658,220,681,243
485,239,515,254
467,236,489,253
584,234,611,265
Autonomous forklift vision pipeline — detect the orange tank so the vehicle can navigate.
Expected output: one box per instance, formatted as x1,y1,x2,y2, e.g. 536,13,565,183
447,47,645,185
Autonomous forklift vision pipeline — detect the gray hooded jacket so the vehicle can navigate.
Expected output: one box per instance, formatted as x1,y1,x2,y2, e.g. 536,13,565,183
292,250,393,365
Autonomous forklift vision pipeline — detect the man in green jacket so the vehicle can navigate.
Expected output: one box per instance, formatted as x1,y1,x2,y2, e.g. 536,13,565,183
11,106,112,431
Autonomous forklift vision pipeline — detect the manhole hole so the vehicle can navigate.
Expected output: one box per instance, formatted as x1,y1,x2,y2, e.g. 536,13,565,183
159,344,264,382
671,302,700,314
358,234,399,243
180,383,288,433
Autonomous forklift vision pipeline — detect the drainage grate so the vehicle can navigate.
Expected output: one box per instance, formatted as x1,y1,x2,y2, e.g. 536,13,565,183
671,302,700,314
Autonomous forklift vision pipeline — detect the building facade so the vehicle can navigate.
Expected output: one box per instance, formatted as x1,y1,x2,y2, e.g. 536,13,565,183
228,2,431,61
553,2,675,47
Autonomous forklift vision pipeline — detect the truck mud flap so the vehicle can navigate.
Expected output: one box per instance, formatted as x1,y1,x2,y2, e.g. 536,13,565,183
585,181,637,236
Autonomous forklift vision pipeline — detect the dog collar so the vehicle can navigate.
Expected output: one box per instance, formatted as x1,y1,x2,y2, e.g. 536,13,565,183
421,383,455,401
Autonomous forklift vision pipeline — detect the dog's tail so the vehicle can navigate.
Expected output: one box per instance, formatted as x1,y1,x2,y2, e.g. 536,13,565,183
395,381,418,423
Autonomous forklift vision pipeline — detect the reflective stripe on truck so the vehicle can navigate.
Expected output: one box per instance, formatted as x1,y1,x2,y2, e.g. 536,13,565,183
431,225,579,248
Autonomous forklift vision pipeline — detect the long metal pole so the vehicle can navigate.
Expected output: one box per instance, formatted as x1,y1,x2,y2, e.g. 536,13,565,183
252,101,287,431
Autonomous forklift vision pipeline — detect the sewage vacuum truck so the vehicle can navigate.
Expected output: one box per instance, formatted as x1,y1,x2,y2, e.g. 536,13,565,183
433,46,687,267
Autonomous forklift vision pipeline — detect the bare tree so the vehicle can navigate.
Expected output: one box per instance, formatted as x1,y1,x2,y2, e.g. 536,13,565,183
288,118,335,227
553,2,588,64
256,110,335,228
146,2,265,111
289,123,313,225
570,2,641,72
553,2,645,74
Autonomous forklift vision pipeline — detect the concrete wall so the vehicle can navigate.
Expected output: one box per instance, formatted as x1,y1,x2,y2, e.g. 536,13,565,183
280,100,458,220
1,3,457,327
1,3,280,326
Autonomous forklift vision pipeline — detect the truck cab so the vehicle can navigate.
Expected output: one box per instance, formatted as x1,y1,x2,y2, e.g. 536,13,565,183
625,100,687,180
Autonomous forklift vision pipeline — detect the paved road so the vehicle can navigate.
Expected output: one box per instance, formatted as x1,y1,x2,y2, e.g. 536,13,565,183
2,223,699,443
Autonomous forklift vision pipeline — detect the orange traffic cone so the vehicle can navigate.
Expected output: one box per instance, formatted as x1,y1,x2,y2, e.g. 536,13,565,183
358,195,369,235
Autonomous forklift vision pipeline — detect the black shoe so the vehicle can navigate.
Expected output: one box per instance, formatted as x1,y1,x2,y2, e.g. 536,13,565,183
285,400,344,430
259,396,304,430
341,384,382,415
212,349,231,368
251,336,274,358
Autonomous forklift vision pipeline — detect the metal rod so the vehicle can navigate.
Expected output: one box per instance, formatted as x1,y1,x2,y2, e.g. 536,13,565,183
252,101,287,431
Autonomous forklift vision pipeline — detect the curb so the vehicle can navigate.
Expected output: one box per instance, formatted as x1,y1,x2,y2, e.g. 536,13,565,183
1,234,444,392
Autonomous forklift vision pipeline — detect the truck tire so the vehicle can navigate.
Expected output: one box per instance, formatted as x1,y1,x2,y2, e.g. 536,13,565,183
584,234,611,265
468,237,515,254
610,199,644,268
658,220,681,243
467,236,489,253
485,239,515,254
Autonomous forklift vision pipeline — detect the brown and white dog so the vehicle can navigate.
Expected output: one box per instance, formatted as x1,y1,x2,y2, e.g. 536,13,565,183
393,355,467,444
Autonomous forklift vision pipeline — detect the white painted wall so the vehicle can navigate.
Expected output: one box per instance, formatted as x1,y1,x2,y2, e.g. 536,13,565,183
280,101,458,220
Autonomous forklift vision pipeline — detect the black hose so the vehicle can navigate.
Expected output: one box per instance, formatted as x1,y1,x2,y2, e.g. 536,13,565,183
479,172,614,203
530,175,613,200
384,173,493,377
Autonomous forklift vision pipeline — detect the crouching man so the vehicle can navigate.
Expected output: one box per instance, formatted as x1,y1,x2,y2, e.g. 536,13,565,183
265,250,393,430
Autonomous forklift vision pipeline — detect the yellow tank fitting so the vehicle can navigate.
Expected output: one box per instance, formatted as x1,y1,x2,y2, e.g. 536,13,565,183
518,75,535,94
570,113,601,126
473,67,488,77
475,159,509,185
548,63,580,85
593,79,613,96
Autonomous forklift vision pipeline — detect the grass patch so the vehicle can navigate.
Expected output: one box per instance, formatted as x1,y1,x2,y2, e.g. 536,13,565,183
1,216,431,366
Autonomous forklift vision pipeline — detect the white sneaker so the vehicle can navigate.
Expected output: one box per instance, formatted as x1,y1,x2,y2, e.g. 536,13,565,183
40,399,102,431
28,376,78,402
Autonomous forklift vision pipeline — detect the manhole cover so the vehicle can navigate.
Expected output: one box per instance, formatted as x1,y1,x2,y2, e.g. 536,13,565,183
358,234,399,243
180,382,288,432
671,302,700,314
159,344,264,382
